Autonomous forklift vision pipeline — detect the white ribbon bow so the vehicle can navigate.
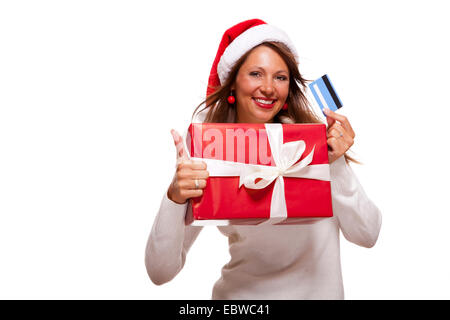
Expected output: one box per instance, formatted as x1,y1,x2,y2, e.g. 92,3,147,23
188,123,330,223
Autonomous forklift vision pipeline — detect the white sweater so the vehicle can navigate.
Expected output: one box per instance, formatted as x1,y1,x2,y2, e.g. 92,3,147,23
145,155,382,300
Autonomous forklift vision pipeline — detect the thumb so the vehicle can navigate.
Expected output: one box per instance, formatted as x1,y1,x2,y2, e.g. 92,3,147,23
170,129,189,161
323,107,335,128
326,115,335,128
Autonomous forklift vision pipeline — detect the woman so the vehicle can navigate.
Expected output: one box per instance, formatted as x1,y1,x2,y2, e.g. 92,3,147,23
145,19,382,299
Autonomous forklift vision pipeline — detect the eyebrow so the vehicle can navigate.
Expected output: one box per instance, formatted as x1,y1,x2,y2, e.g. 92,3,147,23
250,66,289,74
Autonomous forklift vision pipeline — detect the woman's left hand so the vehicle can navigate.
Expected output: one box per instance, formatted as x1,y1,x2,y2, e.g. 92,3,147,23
323,108,355,163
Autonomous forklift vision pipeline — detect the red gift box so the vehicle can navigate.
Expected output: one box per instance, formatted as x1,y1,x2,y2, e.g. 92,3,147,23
186,123,333,225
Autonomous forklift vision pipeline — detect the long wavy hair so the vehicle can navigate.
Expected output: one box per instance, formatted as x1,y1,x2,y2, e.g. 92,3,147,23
192,41,357,164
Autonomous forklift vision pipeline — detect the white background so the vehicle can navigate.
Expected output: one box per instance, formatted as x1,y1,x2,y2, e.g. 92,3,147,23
1,0,449,299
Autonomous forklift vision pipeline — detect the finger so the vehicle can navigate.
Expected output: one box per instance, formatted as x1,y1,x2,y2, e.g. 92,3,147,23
177,161,207,171
323,107,344,121
171,129,187,159
327,123,345,138
340,117,355,139
327,140,342,163
328,123,354,146
327,136,348,156
178,178,206,190
178,169,209,180
327,127,343,139
323,108,355,138
327,121,343,132
325,111,335,128
193,170,209,179
330,123,353,143
190,161,207,170
170,129,189,161
180,189,203,199
327,136,339,152
187,178,207,190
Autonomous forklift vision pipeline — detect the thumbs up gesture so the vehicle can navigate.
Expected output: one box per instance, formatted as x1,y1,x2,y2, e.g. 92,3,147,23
167,129,209,204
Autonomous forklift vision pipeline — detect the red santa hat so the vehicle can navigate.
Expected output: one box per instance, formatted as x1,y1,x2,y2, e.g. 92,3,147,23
207,19,298,97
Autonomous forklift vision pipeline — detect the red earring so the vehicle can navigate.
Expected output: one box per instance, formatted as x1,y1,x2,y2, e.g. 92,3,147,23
227,93,235,104
282,103,288,110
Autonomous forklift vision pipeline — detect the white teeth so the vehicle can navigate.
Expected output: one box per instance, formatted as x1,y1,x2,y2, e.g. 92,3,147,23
254,98,274,104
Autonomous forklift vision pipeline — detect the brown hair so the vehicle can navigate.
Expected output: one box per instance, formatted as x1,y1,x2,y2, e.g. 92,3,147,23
192,41,358,164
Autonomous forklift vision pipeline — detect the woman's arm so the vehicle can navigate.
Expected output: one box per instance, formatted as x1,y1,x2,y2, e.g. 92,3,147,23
145,191,203,285
145,129,207,285
330,156,382,248
323,108,381,247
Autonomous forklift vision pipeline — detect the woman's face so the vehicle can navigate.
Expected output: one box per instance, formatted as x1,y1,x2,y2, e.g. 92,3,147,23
233,45,290,124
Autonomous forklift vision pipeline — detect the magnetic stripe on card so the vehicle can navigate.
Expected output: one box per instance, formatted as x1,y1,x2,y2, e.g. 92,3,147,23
321,74,342,109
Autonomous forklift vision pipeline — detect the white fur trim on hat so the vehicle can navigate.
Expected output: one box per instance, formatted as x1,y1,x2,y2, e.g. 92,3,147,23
217,24,298,85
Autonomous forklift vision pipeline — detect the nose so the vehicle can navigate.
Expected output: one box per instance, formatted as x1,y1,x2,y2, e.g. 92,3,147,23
260,79,274,96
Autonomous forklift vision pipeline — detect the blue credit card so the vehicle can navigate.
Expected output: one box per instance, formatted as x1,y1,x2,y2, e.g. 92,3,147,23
308,74,343,112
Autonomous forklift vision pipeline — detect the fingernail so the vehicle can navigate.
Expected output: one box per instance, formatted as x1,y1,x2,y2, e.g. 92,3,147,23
323,107,330,114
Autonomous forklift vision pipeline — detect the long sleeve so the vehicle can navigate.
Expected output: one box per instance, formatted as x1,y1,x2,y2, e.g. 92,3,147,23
330,156,382,248
145,191,203,285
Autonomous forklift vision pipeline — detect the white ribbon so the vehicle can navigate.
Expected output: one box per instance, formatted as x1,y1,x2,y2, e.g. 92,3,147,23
188,123,330,223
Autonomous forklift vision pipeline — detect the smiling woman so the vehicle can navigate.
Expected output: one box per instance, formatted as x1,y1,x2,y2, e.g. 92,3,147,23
196,40,318,126
233,45,289,123
145,19,382,300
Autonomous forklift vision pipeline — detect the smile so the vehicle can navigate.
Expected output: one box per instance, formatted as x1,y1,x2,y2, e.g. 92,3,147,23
252,98,276,109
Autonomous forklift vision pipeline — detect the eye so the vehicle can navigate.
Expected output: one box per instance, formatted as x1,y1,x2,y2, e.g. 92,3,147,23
249,71,261,77
276,75,288,81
